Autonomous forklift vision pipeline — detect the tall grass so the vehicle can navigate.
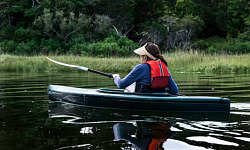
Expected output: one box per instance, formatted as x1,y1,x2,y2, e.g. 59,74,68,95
0,52,250,74
0,55,138,73
167,51,250,73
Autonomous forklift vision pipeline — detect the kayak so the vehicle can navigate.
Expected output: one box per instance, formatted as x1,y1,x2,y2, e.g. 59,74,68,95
48,85,230,112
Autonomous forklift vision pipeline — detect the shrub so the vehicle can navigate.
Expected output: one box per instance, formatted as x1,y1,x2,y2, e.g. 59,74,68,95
69,35,86,45
15,40,39,55
15,42,30,55
237,31,250,42
103,35,118,43
192,40,210,50
117,36,138,50
14,28,41,42
223,42,250,53
87,42,121,57
192,35,250,54
69,36,139,57
207,41,250,54
207,46,218,53
0,26,16,41
40,39,63,54
69,43,89,55
0,40,18,54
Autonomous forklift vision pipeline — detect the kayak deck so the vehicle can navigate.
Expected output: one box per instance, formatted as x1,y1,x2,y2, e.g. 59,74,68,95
48,85,230,112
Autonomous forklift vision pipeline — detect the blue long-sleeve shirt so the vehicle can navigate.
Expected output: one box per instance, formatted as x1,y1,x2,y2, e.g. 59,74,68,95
114,63,179,95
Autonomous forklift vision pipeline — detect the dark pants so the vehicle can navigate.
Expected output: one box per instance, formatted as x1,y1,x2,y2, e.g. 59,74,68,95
135,84,165,93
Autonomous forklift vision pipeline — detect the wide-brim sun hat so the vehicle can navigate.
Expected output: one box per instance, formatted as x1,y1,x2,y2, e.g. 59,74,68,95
134,44,156,60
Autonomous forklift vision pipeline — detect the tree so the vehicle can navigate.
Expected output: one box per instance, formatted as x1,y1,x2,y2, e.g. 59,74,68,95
137,22,167,46
34,8,90,43
133,0,167,25
95,0,135,37
93,15,112,39
225,0,250,37
0,0,27,26
175,0,200,17
159,15,204,49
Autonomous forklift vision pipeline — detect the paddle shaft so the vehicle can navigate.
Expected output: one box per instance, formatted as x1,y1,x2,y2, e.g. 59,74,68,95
88,69,113,78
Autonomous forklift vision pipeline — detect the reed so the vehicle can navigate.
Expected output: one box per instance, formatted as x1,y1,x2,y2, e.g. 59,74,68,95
0,52,250,74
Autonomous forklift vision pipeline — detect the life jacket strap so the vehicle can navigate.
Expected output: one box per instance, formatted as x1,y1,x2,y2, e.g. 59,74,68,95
156,61,164,76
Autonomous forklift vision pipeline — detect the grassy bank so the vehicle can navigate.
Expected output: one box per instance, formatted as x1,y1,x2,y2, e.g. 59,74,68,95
0,52,250,74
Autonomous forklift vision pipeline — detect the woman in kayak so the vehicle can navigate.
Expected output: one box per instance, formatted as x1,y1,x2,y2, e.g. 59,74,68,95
113,42,178,94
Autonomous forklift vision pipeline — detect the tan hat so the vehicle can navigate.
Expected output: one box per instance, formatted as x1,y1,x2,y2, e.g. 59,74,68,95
134,44,156,60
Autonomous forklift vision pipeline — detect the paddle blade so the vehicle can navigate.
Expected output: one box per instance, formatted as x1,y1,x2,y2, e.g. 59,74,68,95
47,57,88,71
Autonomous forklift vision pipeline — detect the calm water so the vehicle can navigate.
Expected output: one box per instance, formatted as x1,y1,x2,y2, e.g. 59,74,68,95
0,72,250,150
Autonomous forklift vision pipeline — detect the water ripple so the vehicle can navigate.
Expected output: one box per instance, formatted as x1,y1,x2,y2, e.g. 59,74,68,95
186,136,239,146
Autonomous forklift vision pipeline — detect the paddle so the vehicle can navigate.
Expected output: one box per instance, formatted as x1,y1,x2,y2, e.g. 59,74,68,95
47,57,113,78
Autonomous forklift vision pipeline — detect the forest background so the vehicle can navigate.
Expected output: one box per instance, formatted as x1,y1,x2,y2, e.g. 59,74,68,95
0,0,249,57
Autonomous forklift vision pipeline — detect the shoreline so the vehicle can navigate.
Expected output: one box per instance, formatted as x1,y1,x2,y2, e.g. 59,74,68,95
0,52,250,74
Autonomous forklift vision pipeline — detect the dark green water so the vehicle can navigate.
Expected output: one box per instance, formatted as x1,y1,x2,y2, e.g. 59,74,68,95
0,72,250,150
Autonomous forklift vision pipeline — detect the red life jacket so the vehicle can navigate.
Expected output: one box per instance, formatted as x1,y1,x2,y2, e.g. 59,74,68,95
148,139,166,150
146,61,170,89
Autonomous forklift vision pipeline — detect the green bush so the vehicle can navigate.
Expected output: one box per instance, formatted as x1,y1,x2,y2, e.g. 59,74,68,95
69,36,139,57
69,35,86,45
14,28,41,42
88,42,121,57
15,40,39,55
223,42,250,53
69,43,89,55
207,46,218,53
117,36,138,50
1,34,139,56
192,40,210,50
0,40,39,55
192,36,250,54
192,37,225,51
103,35,118,43
0,40,18,54
40,39,63,54
237,31,250,42
207,42,250,54
0,26,16,41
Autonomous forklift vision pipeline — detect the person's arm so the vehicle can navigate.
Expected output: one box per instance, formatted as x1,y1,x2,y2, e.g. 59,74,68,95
114,64,146,89
166,74,179,95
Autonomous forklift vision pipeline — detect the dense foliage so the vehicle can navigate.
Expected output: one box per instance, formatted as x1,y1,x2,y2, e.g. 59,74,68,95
0,0,249,56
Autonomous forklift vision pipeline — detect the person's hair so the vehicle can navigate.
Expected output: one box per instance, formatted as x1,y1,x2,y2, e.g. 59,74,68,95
145,42,168,67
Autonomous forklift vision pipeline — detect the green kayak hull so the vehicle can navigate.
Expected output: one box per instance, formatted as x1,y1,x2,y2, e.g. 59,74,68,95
48,85,230,112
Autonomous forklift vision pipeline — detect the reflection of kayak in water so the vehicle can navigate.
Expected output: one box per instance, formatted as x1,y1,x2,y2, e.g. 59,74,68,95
48,85,230,112
48,102,230,124
113,121,177,150
47,102,233,150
